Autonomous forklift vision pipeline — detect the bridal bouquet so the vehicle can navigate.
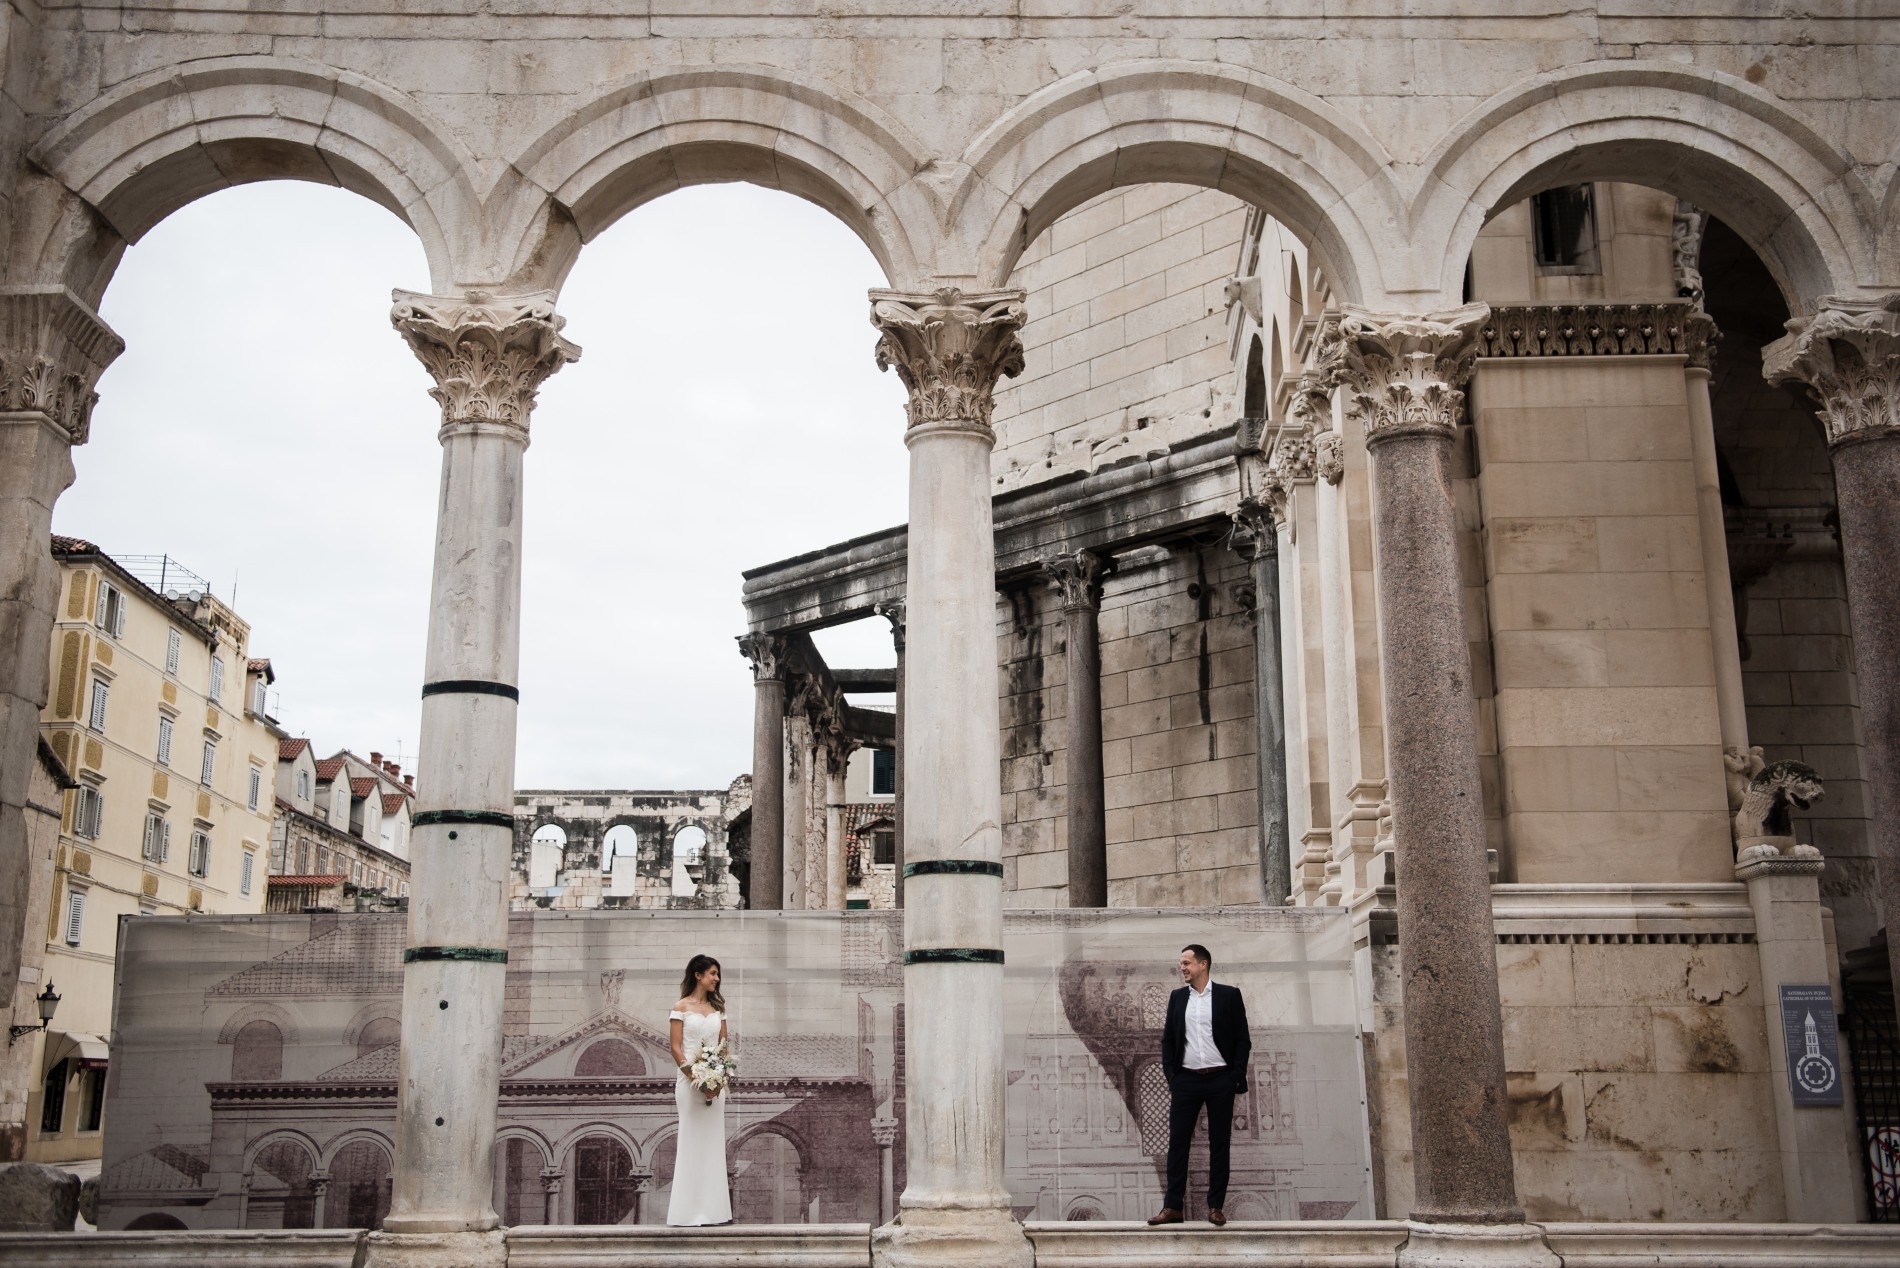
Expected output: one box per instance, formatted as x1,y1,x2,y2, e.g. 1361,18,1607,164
688,1039,737,1101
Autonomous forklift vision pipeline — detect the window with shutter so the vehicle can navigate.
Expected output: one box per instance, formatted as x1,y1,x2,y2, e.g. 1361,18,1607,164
209,656,224,701
157,716,174,766
74,787,104,840
297,770,310,800
248,766,262,812
201,740,217,785
242,852,254,896
252,679,267,715
190,831,210,878
95,583,124,637
159,821,171,864
88,679,108,732
143,813,162,861
64,889,85,945
166,628,181,674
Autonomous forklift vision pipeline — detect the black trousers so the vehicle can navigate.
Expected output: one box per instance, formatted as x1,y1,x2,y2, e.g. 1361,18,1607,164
1163,1065,1235,1210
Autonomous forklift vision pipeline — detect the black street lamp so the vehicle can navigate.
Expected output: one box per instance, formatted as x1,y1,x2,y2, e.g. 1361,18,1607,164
9,981,60,1045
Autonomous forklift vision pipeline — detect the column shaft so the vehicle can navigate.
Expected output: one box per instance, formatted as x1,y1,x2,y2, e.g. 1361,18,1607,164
826,754,848,910
878,601,907,908
1336,305,1523,1223
1046,551,1106,908
1685,363,1750,754
739,634,788,910
1236,511,1290,905
869,286,1031,1268
385,291,576,1234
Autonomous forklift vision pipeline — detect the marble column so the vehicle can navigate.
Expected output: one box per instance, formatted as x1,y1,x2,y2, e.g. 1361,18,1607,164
1044,549,1106,908
1679,319,1753,762
738,633,789,909
379,291,577,1257
1332,305,1542,1246
1765,295,1900,1009
0,287,119,1154
868,286,1032,1268
1232,504,1290,907
877,599,907,907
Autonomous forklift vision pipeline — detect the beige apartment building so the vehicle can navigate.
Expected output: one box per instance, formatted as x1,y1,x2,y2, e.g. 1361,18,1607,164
269,739,412,913
29,539,274,1163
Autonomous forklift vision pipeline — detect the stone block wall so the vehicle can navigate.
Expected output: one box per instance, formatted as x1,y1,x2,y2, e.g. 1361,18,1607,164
990,183,1248,492
999,544,1262,908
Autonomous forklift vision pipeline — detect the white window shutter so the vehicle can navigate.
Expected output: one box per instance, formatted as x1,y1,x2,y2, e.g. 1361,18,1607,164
160,821,171,864
113,596,124,638
209,656,223,701
64,891,84,945
157,716,173,766
201,741,216,785
241,852,254,896
166,629,181,674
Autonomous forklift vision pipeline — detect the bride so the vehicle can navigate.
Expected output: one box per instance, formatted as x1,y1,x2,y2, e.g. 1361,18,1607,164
666,953,732,1226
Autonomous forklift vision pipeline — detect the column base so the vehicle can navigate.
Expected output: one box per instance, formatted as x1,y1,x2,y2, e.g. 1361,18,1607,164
873,1207,1034,1268
1398,1221,1560,1268
363,1228,507,1268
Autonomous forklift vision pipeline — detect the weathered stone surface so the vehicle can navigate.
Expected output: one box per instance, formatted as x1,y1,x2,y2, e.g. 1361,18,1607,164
0,1162,79,1232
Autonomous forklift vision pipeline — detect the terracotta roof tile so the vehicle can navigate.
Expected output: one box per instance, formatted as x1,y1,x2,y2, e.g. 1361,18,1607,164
278,738,310,760
381,793,407,815
350,776,377,797
313,757,345,781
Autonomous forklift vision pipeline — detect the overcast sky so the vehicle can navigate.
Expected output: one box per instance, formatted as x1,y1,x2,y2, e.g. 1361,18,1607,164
59,181,909,789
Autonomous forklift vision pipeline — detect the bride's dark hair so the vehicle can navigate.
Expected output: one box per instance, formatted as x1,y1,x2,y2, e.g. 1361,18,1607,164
680,954,725,1012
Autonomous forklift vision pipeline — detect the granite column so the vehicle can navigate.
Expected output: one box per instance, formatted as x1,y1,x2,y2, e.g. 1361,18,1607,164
868,286,1032,1268
1233,505,1290,906
738,633,789,909
376,291,577,1262
1765,295,1900,1014
1332,306,1547,1255
1045,549,1106,908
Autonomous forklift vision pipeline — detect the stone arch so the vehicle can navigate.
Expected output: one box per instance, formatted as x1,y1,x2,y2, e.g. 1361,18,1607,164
1413,61,1876,311
955,61,1401,303
244,1128,321,1174
509,65,929,290
342,1003,400,1053
319,1128,394,1171
28,56,479,293
216,1002,300,1047
554,1119,640,1167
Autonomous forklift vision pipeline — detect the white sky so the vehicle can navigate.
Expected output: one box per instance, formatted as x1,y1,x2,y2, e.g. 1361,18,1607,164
59,181,910,789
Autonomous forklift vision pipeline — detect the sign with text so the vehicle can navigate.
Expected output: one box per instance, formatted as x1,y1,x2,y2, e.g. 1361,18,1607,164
1778,983,1843,1106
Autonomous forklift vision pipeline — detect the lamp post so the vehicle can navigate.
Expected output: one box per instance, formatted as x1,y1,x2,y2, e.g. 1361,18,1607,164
9,981,59,1044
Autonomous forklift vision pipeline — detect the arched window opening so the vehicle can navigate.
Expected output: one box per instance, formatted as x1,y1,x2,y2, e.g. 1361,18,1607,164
602,824,639,897
732,1131,806,1224
356,1016,400,1058
126,1213,188,1230
325,1140,393,1230
1242,337,1266,421
530,824,567,890
231,1020,284,1081
1287,256,1305,332
493,1136,548,1226
248,1140,317,1229
1065,1199,1107,1220
574,1038,645,1077
671,825,707,898
571,1134,638,1225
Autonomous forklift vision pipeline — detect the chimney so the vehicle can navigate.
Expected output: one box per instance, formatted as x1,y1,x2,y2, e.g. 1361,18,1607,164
370,751,383,766
404,775,415,791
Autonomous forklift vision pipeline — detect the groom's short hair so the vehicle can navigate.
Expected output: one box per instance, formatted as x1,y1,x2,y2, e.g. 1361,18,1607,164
1182,943,1212,970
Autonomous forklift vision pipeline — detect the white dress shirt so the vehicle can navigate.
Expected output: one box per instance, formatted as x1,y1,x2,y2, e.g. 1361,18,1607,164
1183,979,1225,1070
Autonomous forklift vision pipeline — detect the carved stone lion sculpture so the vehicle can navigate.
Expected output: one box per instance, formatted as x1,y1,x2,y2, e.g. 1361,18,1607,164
1733,759,1825,862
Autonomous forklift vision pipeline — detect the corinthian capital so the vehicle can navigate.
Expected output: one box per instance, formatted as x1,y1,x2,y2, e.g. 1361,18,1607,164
391,290,580,435
737,632,790,683
1763,294,1900,449
870,287,1027,439
1326,303,1489,444
1043,549,1105,612
0,287,125,444
1231,501,1279,560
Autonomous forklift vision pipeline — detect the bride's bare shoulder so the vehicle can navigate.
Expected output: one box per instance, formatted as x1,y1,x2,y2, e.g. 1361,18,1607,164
672,998,694,1013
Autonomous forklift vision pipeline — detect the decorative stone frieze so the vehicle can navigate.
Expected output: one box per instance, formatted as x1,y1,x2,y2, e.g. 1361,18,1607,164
1285,370,1335,433
1672,200,1707,305
737,632,790,682
1314,432,1345,484
869,287,1027,439
1267,426,1317,493
0,287,125,444
390,290,580,434
1329,304,1489,445
1762,294,1900,448
1475,302,1716,369
1043,548,1104,611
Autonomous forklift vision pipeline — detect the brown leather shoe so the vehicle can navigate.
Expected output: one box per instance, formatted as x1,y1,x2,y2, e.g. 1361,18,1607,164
1208,1207,1227,1227
1146,1208,1183,1226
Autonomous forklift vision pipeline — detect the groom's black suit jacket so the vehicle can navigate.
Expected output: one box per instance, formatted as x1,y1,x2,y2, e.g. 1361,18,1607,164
1160,982,1252,1095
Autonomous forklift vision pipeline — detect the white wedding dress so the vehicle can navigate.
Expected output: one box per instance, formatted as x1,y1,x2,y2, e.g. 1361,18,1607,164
666,1009,732,1226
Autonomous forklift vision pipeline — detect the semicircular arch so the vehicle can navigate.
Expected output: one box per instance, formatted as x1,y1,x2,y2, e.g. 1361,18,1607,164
495,1125,555,1170
1414,62,1876,310
217,1003,300,1047
955,61,1401,303
510,65,928,289
29,56,478,292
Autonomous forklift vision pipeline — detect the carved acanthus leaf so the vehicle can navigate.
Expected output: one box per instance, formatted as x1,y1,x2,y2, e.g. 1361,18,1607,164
1326,303,1489,443
1672,201,1707,307
1230,502,1279,559
1763,294,1900,449
391,290,580,433
870,287,1027,437
737,632,790,683
1043,549,1105,611
1314,432,1345,485
0,287,125,444
1476,302,1716,370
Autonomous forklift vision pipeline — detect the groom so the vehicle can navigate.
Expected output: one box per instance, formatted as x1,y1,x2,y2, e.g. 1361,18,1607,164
1149,943,1251,1227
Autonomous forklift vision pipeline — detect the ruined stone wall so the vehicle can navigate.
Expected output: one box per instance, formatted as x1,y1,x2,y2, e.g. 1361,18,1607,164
512,785,745,911
990,184,1248,492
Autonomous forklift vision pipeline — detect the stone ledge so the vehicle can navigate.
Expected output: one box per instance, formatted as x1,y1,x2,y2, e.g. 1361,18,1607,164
1491,882,1757,941
507,1223,874,1267
1025,1219,1411,1265
1543,1222,1900,1266
0,1229,364,1266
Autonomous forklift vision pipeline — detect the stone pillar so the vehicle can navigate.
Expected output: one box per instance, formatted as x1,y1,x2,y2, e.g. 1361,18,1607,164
1765,295,1900,1006
1332,306,1548,1256
1233,504,1291,906
738,633,789,910
310,1171,332,1229
1681,321,1751,759
1044,549,1106,908
0,288,119,1155
872,1116,899,1224
868,286,1032,1268
539,1168,562,1226
376,291,577,1262
877,600,907,907
825,739,856,910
